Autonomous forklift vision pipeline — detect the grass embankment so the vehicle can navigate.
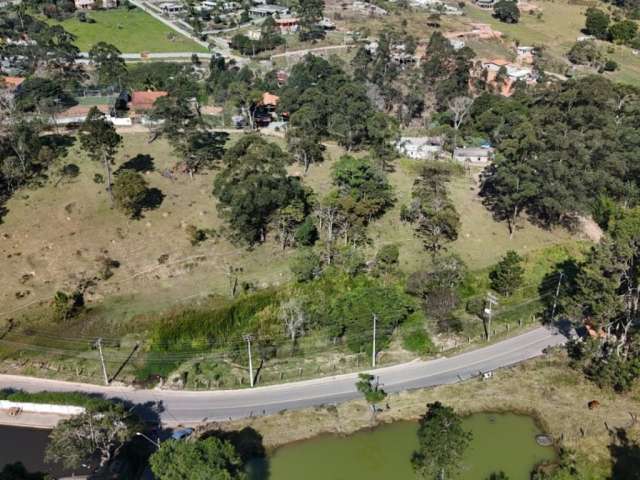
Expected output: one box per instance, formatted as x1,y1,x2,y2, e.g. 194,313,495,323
215,352,638,478
48,8,207,53
0,389,111,410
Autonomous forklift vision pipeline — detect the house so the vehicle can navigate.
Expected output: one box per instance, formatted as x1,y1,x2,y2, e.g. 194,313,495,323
160,2,184,15
318,17,336,30
249,4,290,16
74,0,117,9
129,91,168,112
275,17,299,34
1,76,24,91
516,45,535,64
246,29,262,40
475,0,496,7
352,1,388,16
396,137,443,160
262,92,279,108
453,147,492,165
449,38,465,50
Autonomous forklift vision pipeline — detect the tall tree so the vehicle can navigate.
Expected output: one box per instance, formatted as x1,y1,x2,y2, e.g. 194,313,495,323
402,163,460,256
493,0,520,23
149,437,246,480
356,373,387,415
489,250,524,296
585,7,610,40
88,42,127,88
213,135,311,245
45,404,140,470
297,0,325,41
79,107,122,204
412,402,472,480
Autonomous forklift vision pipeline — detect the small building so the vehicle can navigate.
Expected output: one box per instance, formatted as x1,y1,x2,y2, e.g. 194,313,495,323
318,17,336,30
516,45,535,64
449,38,465,50
129,91,169,112
396,137,443,160
249,4,290,16
454,147,492,165
246,29,262,40
262,92,279,108
275,17,299,33
1,76,24,91
160,2,185,15
475,0,496,7
74,0,117,9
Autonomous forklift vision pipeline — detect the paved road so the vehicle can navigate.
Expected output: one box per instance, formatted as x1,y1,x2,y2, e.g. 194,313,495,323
0,327,564,425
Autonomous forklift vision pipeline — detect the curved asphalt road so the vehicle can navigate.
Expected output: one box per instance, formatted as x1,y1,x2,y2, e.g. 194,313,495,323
0,327,564,425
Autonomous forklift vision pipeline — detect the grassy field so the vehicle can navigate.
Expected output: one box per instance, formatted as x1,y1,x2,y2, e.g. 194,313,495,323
454,1,640,86
48,8,207,53
217,351,638,477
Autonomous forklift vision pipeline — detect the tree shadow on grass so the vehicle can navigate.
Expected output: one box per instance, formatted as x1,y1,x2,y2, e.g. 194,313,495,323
141,187,165,212
610,427,640,480
117,154,155,174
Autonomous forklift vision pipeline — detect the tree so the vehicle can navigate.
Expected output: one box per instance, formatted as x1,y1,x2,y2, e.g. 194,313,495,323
213,135,311,245
448,96,474,150
79,107,122,204
355,373,387,414
412,402,472,480
402,163,460,256
486,473,509,480
297,0,325,41
275,199,307,250
493,0,520,23
113,170,149,218
149,437,246,480
489,250,524,296
585,7,610,40
366,112,399,171
290,248,322,282
51,290,83,321
567,40,601,67
374,244,400,276
45,403,140,470
287,107,325,174
88,42,127,88
609,20,638,45
279,298,307,346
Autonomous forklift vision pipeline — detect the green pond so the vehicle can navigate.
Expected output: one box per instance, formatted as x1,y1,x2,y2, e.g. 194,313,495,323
250,413,556,480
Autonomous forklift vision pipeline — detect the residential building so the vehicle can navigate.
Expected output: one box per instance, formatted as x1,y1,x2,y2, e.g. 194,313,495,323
1,76,24,91
74,0,117,9
249,4,289,16
159,2,184,14
475,0,496,8
261,92,279,108
275,17,299,33
129,91,168,112
516,45,535,64
396,137,443,160
453,147,492,165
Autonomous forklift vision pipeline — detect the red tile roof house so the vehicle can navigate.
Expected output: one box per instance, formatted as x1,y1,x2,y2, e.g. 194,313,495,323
128,91,169,124
1,76,25,91
54,104,110,126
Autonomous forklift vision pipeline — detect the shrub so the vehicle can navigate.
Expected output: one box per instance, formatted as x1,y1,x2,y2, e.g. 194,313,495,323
113,170,149,218
290,248,322,282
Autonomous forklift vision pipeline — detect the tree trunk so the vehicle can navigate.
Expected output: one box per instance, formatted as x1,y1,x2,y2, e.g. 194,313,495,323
104,156,114,205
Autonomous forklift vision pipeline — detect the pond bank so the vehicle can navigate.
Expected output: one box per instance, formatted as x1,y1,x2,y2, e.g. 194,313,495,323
206,353,636,477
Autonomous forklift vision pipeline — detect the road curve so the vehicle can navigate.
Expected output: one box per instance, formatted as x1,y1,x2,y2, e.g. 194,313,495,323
0,327,564,425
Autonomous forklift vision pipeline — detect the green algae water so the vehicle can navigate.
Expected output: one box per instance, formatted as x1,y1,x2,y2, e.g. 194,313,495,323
255,413,556,480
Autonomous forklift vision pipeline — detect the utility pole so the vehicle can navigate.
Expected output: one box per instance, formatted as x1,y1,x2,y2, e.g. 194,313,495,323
96,338,109,386
243,334,254,387
484,294,498,341
550,272,564,321
372,313,377,367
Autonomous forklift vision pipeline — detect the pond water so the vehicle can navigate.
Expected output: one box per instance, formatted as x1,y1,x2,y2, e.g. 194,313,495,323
0,425,71,478
251,413,556,480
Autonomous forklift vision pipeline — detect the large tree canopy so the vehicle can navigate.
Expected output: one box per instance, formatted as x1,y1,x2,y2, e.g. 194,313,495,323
213,135,312,245
478,76,640,232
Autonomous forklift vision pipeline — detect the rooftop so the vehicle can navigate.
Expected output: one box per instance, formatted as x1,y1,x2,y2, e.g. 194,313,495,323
130,91,168,110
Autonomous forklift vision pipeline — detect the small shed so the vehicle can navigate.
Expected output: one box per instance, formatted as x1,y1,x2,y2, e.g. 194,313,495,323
453,147,492,165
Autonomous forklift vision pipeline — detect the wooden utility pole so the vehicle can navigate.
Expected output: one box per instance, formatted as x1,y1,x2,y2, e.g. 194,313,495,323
96,338,109,386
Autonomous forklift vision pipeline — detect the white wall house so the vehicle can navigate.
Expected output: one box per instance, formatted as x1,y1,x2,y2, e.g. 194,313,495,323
396,137,443,160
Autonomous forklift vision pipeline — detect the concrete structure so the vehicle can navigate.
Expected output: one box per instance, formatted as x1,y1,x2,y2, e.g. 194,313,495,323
454,147,492,165
0,400,85,415
74,0,117,9
396,137,443,160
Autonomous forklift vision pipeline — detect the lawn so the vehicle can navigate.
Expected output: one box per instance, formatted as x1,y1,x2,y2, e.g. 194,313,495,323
48,8,207,53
